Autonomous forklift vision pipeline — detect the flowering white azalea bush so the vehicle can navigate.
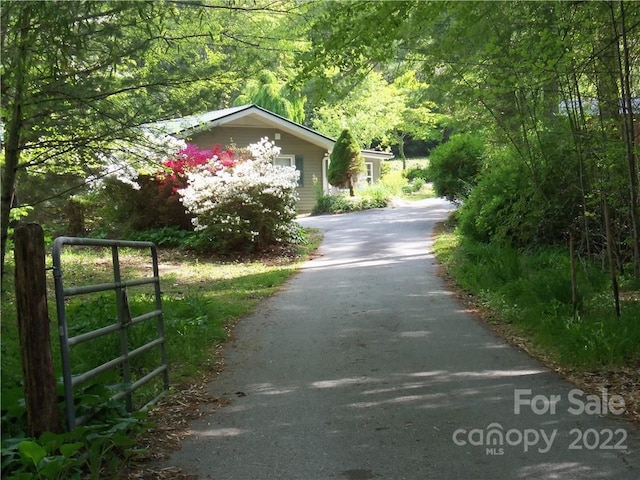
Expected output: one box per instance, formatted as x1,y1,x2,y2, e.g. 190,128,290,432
92,130,186,190
180,138,301,253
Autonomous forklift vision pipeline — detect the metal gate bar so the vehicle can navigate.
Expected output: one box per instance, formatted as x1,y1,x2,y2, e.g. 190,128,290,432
52,237,169,430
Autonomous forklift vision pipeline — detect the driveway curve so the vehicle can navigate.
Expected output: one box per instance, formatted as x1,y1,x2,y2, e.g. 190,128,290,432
166,198,639,479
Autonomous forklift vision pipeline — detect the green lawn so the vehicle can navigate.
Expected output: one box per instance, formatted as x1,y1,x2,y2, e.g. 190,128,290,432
1,230,322,412
1,230,322,478
386,157,429,172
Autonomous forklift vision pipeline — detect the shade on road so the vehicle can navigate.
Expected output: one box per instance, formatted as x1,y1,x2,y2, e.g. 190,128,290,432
165,198,639,479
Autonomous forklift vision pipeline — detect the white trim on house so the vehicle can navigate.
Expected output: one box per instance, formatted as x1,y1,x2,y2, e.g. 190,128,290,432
364,162,373,185
361,149,393,162
322,154,330,193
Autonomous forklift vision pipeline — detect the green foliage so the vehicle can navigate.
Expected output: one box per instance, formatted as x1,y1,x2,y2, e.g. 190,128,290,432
378,170,406,196
94,176,194,237
124,226,196,248
233,70,306,123
311,70,404,148
312,184,390,215
435,228,640,368
1,380,146,480
427,133,485,204
403,166,430,182
401,178,425,196
458,140,582,248
457,151,534,246
327,129,366,196
379,161,392,178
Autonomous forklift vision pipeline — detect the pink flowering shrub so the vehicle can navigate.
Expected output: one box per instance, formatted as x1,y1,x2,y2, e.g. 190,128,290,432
135,143,235,230
159,144,235,193
179,138,302,253
98,143,235,232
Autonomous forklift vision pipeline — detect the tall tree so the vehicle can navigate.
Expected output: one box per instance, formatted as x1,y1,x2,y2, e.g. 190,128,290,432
390,70,447,169
233,69,306,123
311,70,403,148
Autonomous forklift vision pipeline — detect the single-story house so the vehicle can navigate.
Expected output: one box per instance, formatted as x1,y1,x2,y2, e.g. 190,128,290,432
149,104,394,212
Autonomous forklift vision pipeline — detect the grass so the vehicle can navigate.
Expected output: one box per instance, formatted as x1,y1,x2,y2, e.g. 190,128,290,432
312,175,436,215
386,157,430,172
1,229,322,418
403,182,436,201
433,218,640,369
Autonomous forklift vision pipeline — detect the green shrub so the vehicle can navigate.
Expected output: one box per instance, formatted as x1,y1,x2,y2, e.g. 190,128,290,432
457,153,533,246
362,183,391,207
404,166,430,182
87,175,193,239
328,129,365,196
440,232,640,367
312,194,360,214
427,133,485,203
124,226,194,247
312,185,390,215
379,161,392,178
379,171,406,196
402,178,426,196
458,141,582,248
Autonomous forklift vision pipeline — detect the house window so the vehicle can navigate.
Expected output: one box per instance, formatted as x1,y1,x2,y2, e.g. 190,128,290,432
274,155,295,167
364,162,373,185
274,154,303,187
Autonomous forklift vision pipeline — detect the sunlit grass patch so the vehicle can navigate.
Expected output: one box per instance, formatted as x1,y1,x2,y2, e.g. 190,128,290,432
1,229,321,393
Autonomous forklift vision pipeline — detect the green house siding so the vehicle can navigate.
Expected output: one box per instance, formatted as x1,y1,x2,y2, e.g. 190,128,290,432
189,127,326,213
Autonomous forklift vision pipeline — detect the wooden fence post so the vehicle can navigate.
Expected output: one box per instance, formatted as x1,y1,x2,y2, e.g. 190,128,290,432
14,223,61,436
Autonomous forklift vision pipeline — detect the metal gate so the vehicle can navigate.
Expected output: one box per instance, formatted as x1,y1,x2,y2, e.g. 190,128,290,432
52,237,169,430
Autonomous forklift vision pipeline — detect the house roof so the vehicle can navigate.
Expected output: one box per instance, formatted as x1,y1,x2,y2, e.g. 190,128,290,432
146,104,394,160
147,104,335,151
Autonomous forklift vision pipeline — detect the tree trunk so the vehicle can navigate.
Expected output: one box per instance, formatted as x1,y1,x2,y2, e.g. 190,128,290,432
398,134,407,171
1,5,30,281
570,232,579,314
603,198,621,318
67,198,85,237
14,223,61,436
617,0,640,276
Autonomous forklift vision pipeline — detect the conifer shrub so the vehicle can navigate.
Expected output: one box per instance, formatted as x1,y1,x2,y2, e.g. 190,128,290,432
327,129,365,197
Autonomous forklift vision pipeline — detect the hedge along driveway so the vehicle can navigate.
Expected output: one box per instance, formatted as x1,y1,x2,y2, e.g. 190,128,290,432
163,198,640,480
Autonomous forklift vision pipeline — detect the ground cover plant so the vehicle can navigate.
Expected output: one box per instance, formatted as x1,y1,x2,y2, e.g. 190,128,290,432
311,165,435,215
433,218,640,422
1,230,321,478
433,221,640,368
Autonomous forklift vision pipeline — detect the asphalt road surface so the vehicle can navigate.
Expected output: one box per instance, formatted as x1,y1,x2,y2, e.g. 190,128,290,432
165,198,639,479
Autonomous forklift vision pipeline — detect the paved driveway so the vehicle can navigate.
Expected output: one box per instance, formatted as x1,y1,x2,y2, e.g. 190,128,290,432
166,198,639,479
